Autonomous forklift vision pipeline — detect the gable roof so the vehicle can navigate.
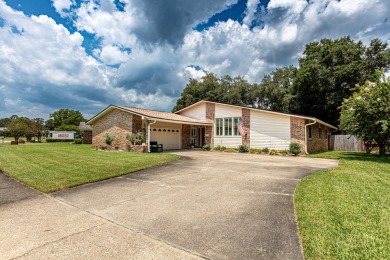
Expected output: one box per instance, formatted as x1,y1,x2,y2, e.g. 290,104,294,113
87,105,211,125
175,100,337,129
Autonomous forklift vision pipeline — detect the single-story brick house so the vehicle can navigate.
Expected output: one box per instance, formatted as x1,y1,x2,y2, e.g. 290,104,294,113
87,100,337,154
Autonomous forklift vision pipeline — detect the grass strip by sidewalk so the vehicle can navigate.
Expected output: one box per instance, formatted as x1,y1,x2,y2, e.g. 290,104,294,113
295,151,390,259
0,143,179,193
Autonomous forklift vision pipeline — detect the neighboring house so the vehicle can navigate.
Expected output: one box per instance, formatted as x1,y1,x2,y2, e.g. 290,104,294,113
87,100,337,154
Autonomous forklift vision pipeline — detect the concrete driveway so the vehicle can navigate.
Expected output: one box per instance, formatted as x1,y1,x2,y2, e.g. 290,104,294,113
0,151,338,259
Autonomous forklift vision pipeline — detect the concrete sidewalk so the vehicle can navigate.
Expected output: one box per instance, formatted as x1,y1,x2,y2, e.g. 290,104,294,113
0,152,338,259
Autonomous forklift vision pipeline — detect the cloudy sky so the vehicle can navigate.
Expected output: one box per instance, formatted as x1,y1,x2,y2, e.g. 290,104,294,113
0,0,389,119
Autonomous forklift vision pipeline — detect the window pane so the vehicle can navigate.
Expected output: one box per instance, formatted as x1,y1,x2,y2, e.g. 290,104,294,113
216,118,223,136
224,118,232,136
233,117,241,136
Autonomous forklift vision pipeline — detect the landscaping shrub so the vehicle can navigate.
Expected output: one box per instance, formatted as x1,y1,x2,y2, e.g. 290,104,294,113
74,138,83,144
46,137,74,143
202,144,211,151
224,147,238,153
250,148,262,154
127,132,145,145
214,145,221,151
281,150,289,156
269,149,278,155
238,145,249,153
105,133,114,145
100,145,107,150
220,146,226,151
289,142,302,156
262,147,270,154
115,146,119,150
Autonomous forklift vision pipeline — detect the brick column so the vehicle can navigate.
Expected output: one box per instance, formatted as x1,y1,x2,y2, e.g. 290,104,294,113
182,124,191,149
242,108,250,147
290,117,305,154
205,103,215,147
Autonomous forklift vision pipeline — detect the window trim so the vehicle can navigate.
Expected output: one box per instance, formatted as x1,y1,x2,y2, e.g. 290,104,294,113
215,116,242,137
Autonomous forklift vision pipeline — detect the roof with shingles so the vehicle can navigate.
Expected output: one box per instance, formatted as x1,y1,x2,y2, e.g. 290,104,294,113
87,105,211,125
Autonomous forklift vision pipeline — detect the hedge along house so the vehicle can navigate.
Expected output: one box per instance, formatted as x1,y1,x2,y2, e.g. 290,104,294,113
87,101,337,154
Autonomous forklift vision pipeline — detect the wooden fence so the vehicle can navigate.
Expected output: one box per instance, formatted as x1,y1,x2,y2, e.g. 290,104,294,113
329,135,363,151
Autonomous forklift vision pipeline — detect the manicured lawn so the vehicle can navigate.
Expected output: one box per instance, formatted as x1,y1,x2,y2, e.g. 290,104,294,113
295,151,390,259
0,143,179,193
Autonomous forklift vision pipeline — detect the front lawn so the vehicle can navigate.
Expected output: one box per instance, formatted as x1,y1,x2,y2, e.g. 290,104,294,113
0,143,179,193
295,151,390,259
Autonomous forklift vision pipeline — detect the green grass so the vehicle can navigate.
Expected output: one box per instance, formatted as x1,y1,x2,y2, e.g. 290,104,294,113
0,143,179,193
295,151,390,259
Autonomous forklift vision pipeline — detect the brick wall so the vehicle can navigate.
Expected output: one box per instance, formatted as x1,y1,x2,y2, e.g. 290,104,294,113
306,121,330,153
182,124,191,149
92,109,134,151
83,130,92,144
205,103,215,147
290,117,305,154
242,108,250,147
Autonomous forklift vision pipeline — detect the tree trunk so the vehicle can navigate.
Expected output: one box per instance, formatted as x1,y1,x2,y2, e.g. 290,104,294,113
378,143,386,157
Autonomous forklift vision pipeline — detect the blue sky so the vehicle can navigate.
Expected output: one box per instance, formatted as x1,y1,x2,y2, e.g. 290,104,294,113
0,0,389,119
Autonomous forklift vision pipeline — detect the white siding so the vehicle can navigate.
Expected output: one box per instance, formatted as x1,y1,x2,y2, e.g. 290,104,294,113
179,103,206,120
215,104,241,118
213,104,242,148
250,111,291,150
214,137,242,148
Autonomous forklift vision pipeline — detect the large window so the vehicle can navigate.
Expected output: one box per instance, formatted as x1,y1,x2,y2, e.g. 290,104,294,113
215,118,223,136
224,118,232,136
215,117,241,136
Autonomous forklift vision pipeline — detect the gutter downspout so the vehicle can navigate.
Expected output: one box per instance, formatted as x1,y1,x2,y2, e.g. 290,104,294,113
147,120,157,153
304,119,317,154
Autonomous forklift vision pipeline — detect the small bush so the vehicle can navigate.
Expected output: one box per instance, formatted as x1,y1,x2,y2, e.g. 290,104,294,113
281,150,289,156
202,144,211,151
269,149,278,155
100,145,107,150
220,146,226,151
115,146,119,150
250,148,262,154
214,145,221,151
74,138,83,144
127,132,145,145
289,142,302,156
262,147,270,154
105,133,114,145
238,145,249,153
224,148,238,153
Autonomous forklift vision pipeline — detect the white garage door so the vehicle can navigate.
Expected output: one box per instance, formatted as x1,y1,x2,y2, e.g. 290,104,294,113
151,129,181,150
250,110,291,150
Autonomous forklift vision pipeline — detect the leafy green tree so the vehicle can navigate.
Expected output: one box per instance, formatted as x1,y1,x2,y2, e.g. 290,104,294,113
6,118,30,142
50,109,85,128
172,73,257,112
55,124,80,135
292,37,390,126
339,72,390,156
0,117,11,126
31,118,46,142
255,66,297,112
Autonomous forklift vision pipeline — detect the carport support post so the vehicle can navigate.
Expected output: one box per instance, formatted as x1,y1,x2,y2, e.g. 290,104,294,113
147,120,157,153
